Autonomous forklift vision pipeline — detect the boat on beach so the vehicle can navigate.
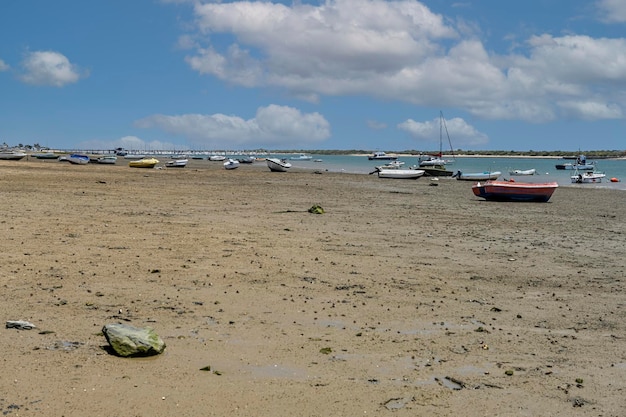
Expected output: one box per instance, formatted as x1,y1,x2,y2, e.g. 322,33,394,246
420,164,454,177
266,158,292,172
453,170,501,181
32,152,58,159
67,154,90,165
97,155,118,164
0,151,27,160
129,158,159,168
165,158,188,168
509,168,536,176
376,168,425,179
472,180,558,202
223,158,240,170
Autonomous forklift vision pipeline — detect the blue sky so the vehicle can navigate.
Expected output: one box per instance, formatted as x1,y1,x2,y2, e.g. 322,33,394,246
1,0,625,152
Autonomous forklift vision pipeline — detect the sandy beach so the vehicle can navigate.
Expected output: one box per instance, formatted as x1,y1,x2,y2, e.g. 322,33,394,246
1,159,624,416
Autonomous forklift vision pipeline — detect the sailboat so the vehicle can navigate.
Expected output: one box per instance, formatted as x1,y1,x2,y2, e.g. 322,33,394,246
418,111,455,176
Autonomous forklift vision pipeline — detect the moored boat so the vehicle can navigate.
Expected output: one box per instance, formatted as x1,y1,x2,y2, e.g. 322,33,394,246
509,168,536,176
290,153,313,161
555,155,595,170
453,170,501,181
368,151,397,161
472,180,558,202
266,158,292,172
571,171,606,184
419,164,454,177
129,157,159,168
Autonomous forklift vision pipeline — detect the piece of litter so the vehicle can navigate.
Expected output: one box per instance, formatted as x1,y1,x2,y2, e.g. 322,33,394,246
6,320,36,330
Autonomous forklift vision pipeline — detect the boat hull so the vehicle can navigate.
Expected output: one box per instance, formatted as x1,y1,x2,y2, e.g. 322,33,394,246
453,171,501,181
166,159,188,168
571,172,605,183
129,158,159,168
420,165,454,177
266,158,292,172
377,169,425,179
509,169,536,176
472,181,558,202
0,152,27,160
68,154,90,165
224,159,240,170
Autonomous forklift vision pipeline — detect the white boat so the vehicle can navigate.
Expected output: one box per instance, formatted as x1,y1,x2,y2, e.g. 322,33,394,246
368,151,397,160
571,171,606,183
223,158,240,170
377,168,425,179
266,158,292,172
290,153,313,161
209,155,226,161
97,155,118,164
419,156,447,166
0,151,27,160
509,169,536,176
376,160,405,169
453,170,501,181
67,154,90,165
165,158,188,168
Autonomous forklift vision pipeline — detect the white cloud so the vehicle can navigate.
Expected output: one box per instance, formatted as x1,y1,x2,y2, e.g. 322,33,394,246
398,115,488,146
0,59,9,71
19,51,85,87
175,0,626,123
134,104,331,148
596,0,626,23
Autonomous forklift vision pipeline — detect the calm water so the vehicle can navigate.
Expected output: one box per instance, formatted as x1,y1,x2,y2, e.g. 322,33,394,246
270,154,626,191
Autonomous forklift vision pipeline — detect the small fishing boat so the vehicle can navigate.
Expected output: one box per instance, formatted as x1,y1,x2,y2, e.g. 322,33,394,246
453,170,501,181
209,155,226,161
368,151,397,161
33,152,58,159
509,168,536,176
67,154,90,165
419,164,454,177
555,155,595,170
129,157,159,168
571,171,606,183
266,158,292,172
472,180,558,202
376,168,425,179
165,158,188,168
223,158,240,170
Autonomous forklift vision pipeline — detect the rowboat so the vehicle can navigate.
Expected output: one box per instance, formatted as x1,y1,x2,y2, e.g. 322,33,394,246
376,168,425,179
165,159,188,168
67,154,90,165
266,158,292,172
97,155,118,164
453,170,501,181
509,169,536,176
223,158,240,170
129,158,159,168
472,180,558,202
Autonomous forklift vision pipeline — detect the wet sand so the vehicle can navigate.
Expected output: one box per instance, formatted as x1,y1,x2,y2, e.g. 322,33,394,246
1,159,625,416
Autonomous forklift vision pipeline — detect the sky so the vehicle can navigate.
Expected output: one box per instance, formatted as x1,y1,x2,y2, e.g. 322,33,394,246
1,0,626,152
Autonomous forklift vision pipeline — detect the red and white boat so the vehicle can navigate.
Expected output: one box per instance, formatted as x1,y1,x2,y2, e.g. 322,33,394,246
472,180,558,202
